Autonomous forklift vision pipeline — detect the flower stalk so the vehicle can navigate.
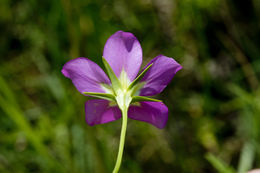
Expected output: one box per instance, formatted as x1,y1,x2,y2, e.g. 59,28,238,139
113,107,128,173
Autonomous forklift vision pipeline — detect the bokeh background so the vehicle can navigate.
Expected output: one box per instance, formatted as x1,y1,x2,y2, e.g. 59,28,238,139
1,0,260,172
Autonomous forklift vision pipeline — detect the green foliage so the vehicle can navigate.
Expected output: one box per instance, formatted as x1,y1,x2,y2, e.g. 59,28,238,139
0,0,260,172
206,153,235,173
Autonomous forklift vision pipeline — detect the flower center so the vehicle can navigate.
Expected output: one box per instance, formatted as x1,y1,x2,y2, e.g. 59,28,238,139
115,70,132,110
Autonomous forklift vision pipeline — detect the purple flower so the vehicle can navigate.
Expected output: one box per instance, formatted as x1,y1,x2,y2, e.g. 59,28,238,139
62,31,182,129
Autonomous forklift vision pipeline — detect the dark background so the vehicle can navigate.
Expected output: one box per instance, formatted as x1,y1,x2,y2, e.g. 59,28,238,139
0,0,260,172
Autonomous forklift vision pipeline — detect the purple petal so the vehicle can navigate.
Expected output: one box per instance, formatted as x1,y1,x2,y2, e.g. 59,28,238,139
85,99,121,126
128,101,168,129
62,57,110,94
140,55,182,96
103,31,142,81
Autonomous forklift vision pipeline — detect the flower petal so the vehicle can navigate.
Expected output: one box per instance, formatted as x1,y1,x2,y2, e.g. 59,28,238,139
140,55,182,96
62,57,110,94
103,31,142,81
128,101,168,129
85,99,121,126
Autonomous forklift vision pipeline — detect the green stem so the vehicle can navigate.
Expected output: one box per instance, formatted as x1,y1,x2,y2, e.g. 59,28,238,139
113,107,128,173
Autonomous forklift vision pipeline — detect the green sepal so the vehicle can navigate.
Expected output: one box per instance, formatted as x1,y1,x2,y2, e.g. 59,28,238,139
129,82,145,97
102,57,122,92
83,92,115,101
128,63,153,90
131,96,162,103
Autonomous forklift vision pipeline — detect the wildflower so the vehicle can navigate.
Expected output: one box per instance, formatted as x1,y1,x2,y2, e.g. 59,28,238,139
62,31,182,172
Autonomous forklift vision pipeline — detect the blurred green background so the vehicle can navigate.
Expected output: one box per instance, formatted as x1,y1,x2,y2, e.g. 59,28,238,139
1,0,260,172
